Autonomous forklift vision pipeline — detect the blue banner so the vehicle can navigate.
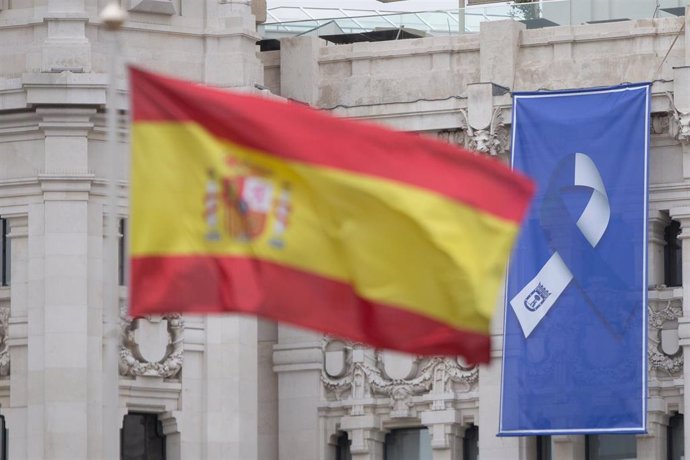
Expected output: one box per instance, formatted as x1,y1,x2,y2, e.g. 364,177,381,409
499,84,649,435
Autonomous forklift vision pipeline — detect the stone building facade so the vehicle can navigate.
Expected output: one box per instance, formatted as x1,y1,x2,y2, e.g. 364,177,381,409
1,1,690,459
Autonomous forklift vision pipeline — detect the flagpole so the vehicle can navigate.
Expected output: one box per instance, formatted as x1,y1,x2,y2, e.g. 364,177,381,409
100,3,127,459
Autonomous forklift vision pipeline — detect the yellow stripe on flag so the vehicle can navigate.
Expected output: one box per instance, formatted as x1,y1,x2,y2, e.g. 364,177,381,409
132,122,519,333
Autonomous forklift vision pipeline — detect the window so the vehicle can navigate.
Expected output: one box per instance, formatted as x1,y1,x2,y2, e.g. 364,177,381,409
0,414,8,460
536,435,552,460
585,434,636,460
664,219,682,287
668,413,684,460
384,428,432,460
118,218,126,286
463,425,479,460
1,218,8,287
121,412,165,460
336,432,352,460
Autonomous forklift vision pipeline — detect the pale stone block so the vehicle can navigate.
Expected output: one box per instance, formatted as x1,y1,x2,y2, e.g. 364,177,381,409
43,369,87,402
44,305,87,334
44,333,87,368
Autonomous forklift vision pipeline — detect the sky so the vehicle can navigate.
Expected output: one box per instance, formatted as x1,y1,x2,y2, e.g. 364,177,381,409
267,0,463,12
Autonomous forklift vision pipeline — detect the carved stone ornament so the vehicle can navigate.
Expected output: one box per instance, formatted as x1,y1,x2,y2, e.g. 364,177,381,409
321,339,477,417
119,302,184,379
648,299,683,376
461,108,509,156
651,112,671,136
0,306,10,377
435,129,466,147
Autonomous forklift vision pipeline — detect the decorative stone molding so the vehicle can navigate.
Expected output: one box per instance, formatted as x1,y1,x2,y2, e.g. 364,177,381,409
119,302,184,379
435,129,466,147
0,306,10,377
128,0,176,15
321,339,477,418
461,108,509,156
649,298,683,376
651,112,671,136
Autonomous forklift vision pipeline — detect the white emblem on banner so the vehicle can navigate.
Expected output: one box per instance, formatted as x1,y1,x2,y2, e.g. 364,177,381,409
510,153,610,338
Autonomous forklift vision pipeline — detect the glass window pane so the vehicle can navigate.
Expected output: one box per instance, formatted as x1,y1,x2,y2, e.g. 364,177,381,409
586,434,637,460
336,432,352,460
385,428,432,460
121,413,166,460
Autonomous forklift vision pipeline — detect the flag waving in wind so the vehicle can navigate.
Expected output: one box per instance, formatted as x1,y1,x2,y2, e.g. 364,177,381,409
128,67,534,363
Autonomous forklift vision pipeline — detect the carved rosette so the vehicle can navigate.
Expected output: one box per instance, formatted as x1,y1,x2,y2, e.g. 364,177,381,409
119,302,184,379
321,339,478,417
0,306,9,377
648,299,683,377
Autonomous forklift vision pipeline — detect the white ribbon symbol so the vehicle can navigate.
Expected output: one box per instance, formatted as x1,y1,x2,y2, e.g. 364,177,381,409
510,153,610,338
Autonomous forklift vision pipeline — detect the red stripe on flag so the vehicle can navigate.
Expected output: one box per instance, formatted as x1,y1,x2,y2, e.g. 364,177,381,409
129,66,533,224
130,255,491,362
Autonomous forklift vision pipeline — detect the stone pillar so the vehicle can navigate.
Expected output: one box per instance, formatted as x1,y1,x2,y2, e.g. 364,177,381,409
202,316,258,458
340,415,385,460
552,435,585,460
5,213,28,459
25,107,97,460
636,409,668,460
41,0,90,73
421,410,463,460
478,288,521,460
479,20,524,90
670,207,690,459
280,36,323,105
204,0,263,89
273,325,323,460
649,211,671,287
671,67,690,180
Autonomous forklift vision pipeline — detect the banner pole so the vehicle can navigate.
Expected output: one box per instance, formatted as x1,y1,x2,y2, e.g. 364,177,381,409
100,3,127,459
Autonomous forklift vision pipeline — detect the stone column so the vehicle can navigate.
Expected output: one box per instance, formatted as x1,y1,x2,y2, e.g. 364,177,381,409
649,211,671,287
273,325,323,460
25,107,97,460
670,207,690,459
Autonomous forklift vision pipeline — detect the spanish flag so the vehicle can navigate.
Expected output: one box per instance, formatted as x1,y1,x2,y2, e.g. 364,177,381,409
129,67,533,363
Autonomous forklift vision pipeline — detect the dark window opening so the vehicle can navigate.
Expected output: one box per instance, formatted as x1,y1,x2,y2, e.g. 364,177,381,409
537,435,552,460
585,434,637,460
384,428,432,460
668,413,684,460
463,425,479,460
118,218,126,287
121,412,165,460
665,219,682,287
336,431,352,460
1,218,8,287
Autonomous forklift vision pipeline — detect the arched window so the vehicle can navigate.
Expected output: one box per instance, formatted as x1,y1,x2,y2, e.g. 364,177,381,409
121,412,166,460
